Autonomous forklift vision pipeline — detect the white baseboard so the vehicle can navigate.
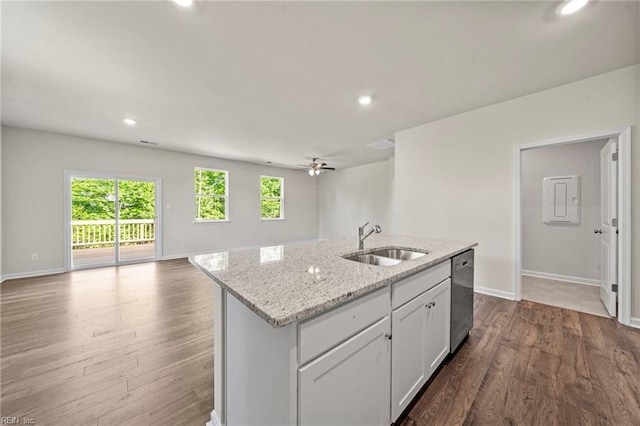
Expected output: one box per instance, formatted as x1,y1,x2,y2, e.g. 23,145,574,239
474,286,515,300
163,252,202,261
629,317,640,329
207,409,221,426
522,270,600,287
2,268,66,282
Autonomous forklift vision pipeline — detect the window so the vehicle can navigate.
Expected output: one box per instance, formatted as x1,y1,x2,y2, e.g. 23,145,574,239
195,168,228,221
260,176,284,219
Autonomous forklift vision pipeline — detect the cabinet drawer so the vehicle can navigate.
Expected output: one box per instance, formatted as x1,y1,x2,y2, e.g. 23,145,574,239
299,287,390,365
392,261,450,309
298,317,390,426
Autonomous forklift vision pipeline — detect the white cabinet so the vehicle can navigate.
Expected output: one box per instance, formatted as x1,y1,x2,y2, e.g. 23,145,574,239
391,291,428,420
299,287,389,365
298,316,391,426
210,252,466,426
392,261,450,309
425,278,451,376
391,278,451,421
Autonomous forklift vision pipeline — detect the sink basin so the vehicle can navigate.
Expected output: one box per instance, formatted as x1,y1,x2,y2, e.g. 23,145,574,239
343,248,428,266
343,254,402,267
369,248,427,261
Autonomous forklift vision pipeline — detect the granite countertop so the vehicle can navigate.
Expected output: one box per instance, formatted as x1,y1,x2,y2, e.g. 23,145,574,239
190,235,477,328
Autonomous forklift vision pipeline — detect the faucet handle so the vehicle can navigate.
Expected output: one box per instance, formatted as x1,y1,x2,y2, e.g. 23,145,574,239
360,221,370,230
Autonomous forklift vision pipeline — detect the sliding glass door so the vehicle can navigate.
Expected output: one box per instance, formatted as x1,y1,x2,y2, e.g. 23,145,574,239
68,173,161,269
70,177,117,267
118,179,157,262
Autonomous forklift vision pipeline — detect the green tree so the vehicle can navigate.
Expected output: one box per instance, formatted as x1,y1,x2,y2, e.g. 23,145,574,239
71,178,155,220
261,177,282,219
195,169,227,220
119,181,155,219
71,178,116,220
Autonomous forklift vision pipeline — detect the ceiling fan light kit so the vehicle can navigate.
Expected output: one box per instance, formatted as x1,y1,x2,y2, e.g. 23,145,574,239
299,158,335,177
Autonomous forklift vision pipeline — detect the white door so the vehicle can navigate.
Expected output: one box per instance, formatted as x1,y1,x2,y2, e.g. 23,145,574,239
391,292,428,421
598,139,617,316
424,279,451,377
298,317,391,426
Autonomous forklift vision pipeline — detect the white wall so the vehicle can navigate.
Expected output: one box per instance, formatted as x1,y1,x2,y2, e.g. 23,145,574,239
393,65,639,315
521,139,607,281
319,160,390,240
636,58,640,317
1,126,319,277
0,131,3,281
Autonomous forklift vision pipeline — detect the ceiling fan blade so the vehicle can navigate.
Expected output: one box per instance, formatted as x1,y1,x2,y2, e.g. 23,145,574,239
319,167,335,170
296,164,311,167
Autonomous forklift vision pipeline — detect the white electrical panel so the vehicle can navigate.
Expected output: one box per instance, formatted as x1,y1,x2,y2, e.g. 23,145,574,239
542,175,580,224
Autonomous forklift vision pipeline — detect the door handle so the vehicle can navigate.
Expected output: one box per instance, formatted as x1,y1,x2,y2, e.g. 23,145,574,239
594,229,603,234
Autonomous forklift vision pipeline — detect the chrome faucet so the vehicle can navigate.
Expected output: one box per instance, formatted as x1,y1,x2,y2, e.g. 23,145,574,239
358,222,382,250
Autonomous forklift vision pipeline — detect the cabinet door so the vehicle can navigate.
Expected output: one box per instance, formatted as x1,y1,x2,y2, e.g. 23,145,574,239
391,292,428,422
298,317,390,426
425,278,451,377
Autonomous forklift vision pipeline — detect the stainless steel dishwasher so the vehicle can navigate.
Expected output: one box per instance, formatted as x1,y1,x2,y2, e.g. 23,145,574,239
450,249,474,354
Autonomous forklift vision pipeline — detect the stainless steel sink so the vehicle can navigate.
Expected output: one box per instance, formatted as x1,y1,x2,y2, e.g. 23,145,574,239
369,248,427,261
343,248,428,266
343,254,402,266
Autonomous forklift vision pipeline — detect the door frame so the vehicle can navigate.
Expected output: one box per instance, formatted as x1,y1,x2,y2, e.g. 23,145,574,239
514,127,632,326
64,170,163,271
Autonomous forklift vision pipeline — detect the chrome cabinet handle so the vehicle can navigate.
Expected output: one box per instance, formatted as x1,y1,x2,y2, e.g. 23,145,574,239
594,229,603,234
384,333,392,340
426,301,436,309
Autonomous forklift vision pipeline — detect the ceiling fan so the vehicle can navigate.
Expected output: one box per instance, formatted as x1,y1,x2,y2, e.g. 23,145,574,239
297,158,336,176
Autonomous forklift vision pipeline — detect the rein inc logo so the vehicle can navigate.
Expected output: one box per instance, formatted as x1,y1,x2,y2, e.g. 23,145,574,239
0,418,35,425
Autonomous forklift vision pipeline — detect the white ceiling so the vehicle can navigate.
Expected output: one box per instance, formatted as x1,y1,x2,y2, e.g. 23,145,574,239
2,1,638,169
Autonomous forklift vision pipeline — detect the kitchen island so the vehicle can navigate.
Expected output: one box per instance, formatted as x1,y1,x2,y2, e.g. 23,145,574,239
191,235,477,426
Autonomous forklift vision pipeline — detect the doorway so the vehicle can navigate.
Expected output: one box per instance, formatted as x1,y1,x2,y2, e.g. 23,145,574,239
514,128,632,326
65,172,162,270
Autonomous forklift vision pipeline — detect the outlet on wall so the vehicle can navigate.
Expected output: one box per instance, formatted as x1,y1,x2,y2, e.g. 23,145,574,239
30,253,38,262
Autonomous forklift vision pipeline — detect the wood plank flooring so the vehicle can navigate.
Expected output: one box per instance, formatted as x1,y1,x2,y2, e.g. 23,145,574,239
399,294,640,425
2,260,639,425
1,259,213,425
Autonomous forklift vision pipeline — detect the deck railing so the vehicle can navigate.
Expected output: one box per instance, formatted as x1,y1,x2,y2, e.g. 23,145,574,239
72,219,155,249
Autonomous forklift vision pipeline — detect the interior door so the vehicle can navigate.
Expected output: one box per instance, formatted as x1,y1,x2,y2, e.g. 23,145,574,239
598,139,617,317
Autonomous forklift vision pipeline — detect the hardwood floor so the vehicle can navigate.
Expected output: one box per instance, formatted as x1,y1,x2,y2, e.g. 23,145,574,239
399,294,640,426
2,260,639,425
1,259,213,425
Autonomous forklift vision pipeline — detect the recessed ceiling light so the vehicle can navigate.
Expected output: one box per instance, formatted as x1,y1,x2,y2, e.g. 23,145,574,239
173,0,193,7
357,95,373,106
556,0,589,15
123,118,136,126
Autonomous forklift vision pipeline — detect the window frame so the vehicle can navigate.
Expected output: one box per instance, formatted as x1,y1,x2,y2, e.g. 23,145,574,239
194,167,229,222
260,175,284,220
